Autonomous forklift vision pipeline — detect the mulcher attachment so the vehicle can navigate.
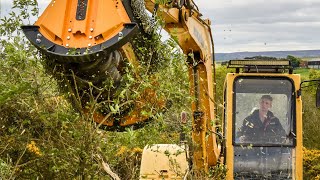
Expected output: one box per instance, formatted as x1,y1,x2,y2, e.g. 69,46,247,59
22,0,164,131
21,23,138,63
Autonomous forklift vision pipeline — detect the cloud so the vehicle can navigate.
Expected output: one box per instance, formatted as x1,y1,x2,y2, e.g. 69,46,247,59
197,0,320,24
213,22,320,52
1,0,319,53
194,0,320,52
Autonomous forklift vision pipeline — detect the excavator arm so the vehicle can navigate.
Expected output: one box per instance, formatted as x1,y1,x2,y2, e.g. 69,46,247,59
22,0,220,171
145,0,220,170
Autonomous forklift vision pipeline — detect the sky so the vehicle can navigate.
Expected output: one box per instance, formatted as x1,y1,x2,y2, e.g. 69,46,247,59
1,0,320,53
195,0,320,53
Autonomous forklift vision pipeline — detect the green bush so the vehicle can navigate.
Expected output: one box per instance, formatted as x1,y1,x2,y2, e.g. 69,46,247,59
301,69,320,149
0,0,194,179
304,148,320,179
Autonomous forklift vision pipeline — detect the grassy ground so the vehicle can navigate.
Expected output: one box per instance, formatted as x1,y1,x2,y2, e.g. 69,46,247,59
293,68,311,79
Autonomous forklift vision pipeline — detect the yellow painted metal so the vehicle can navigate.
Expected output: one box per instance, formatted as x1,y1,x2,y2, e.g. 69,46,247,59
144,1,212,60
294,75,303,180
223,72,303,179
139,144,189,180
35,0,131,48
144,0,218,172
225,73,235,180
187,63,208,172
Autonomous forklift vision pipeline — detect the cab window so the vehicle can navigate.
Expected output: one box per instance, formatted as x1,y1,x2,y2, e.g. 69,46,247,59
233,77,295,146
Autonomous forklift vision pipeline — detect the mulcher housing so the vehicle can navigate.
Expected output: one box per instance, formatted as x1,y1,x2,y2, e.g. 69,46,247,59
22,0,163,130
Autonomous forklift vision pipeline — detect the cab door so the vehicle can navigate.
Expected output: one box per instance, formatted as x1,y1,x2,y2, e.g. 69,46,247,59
224,74,303,180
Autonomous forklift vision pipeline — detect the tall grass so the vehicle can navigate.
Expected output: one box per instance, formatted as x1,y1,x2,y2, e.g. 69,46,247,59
294,68,311,79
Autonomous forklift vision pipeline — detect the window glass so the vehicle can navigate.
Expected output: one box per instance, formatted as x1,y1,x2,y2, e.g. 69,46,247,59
234,146,294,179
233,77,295,179
233,77,294,146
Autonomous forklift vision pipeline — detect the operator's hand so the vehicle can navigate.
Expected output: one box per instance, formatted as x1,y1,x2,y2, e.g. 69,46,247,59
239,136,246,143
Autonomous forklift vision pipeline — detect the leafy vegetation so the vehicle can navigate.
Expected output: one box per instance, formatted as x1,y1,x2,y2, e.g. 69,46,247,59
300,69,320,150
1,0,320,179
287,55,302,68
0,0,227,179
304,148,320,180
293,68,320,179
244,55,277,60
0,0,192,179
293,68,310,78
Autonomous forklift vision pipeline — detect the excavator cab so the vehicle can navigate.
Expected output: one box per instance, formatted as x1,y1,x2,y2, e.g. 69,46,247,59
223,60,302,179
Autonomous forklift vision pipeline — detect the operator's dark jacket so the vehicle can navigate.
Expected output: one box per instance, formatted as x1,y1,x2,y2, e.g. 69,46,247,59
238,109,286,143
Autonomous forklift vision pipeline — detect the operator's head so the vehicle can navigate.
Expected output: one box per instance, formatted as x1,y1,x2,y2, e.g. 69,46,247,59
259,95,273,113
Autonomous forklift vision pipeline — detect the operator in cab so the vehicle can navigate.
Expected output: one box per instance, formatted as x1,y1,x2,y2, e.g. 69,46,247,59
238,95,286,144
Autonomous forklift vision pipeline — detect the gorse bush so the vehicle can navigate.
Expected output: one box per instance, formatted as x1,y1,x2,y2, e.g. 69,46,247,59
304,148,320,179
292,68,320,179
301,68,320,150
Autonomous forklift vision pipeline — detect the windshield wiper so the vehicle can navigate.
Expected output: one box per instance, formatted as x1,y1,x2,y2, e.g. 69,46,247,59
287,131,296,139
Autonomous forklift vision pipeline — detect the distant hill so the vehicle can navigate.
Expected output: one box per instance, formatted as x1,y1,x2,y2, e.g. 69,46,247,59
215,50,320,61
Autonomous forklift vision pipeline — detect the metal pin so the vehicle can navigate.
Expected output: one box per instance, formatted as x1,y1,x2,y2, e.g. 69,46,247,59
66,44,69,47
89,36,93,39
68,28,72,32
118,32,123,40
88,43,92,47
90,28,94,32
36,39,41,44
37,33,42,38
67,36,70,40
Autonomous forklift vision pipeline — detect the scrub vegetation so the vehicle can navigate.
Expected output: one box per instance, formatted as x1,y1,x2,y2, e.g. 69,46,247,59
294,67,320,179
1,0,320,179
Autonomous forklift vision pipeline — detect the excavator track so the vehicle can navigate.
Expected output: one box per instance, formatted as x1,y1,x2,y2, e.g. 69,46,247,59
22,0,164,131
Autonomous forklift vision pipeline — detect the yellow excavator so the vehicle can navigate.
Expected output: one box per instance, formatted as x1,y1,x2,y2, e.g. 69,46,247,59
22,0,320,179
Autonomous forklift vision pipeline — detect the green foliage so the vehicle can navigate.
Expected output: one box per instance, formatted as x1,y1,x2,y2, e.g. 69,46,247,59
304,148,320,179
244,55,277,60
292,68,320,178
301,68,320,150
0,0,195,179
293,68,310,80
215,66,233,118
0,0,38,40
209,164,228,179
287,55,302,68
294,68,320,151
309,69,320,80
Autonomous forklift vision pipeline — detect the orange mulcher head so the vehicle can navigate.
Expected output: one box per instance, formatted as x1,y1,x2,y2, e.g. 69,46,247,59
21,0,165,131
21,0,139,63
